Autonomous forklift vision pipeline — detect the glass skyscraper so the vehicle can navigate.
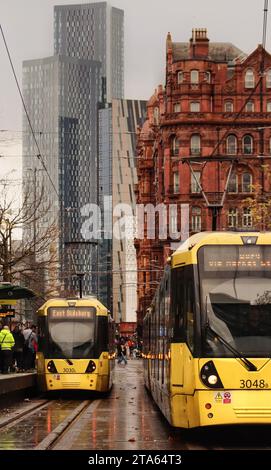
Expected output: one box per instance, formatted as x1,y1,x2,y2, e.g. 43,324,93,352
54,2,124,101
22,3,124,297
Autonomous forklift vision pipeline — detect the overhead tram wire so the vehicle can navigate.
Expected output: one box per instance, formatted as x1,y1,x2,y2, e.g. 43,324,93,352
0,24,59,201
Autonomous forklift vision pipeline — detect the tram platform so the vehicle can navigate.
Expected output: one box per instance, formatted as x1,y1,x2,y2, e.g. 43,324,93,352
0,371,36,397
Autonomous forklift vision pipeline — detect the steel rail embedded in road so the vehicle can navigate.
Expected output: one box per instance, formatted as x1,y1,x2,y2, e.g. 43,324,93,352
0,399,50,430
34,400,95,450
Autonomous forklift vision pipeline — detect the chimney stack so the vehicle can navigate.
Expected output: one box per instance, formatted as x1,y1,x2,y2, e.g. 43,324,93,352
189,28,209,58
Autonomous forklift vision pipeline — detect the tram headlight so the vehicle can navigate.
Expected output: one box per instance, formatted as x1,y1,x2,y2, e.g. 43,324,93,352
200,361,223,389
207,375,218,385
85,360,96,373
47,360,57,373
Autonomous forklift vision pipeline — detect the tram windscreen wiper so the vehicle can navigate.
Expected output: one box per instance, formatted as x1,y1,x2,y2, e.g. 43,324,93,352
205,322,257,372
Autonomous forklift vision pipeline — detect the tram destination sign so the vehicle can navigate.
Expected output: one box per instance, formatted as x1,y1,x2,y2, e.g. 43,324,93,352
48,307,96,320
202,246,271,271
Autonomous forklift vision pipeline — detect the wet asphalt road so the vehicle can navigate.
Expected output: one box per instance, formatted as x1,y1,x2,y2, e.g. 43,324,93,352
1,361,271,450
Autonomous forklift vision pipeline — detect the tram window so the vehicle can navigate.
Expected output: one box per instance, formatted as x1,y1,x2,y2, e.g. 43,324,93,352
37,317,47,352
186,280,195,351
163,270,170,384
171,268,185,339
171,266,195,350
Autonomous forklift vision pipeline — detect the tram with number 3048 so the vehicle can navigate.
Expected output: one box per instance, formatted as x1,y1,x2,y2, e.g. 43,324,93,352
143,231,271,427
36,297,115,393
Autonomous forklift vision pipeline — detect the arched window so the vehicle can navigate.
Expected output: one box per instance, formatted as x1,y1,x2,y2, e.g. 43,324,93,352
190,70,199,84
226,135,237,155
245,101,254,112
267,102,271,112
190,134,201,155
243,135,253,154
242,173,252,193
266,69,271,88
190,102,200,112
228,172,238,193
171,136,179,156
224,101,233,112
245,69,255,88
177,71,184,84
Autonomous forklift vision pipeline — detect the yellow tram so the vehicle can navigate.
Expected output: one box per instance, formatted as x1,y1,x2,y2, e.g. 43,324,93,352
143,231,271,427
36,297,115,393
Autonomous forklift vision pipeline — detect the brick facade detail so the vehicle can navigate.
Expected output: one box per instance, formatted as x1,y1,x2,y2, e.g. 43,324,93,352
135,29,271,330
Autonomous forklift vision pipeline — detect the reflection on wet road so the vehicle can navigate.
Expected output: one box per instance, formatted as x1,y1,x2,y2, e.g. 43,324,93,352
0,400,82,449
1,361,271,450
54,362,187,450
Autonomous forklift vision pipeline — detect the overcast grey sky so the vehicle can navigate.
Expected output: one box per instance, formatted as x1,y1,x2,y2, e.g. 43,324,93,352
0,0,269,175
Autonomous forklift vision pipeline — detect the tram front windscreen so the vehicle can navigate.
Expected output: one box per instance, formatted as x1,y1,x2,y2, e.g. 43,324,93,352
198,245,271,357
47,307,96,359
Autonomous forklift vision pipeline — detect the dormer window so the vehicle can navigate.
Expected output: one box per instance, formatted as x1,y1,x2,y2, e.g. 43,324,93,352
190,70,199,84
245,69,255,88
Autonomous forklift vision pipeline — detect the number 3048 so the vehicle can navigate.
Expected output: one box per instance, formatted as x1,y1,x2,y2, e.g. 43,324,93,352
240,379,268,388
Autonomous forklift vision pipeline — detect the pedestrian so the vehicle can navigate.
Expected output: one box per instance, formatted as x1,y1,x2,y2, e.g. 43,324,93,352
0,325,15,374
117,341,127,365
23,324,38,371
12,324,25,372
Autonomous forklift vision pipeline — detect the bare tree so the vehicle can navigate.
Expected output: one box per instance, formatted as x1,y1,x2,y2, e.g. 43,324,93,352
0,177,59,300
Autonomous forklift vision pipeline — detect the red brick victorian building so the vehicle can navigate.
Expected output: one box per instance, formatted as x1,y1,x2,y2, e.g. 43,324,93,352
135,29,271,330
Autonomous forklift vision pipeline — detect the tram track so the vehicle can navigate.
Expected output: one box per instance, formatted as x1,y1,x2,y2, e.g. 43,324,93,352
0,399,51,431
35,400,93,450
0,398,96,450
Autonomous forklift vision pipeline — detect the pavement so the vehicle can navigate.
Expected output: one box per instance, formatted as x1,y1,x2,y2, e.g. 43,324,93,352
0,371,36,396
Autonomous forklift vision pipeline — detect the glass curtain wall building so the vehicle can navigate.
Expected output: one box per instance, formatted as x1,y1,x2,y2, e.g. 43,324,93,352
22,3,124,297
22,56,101,295
54,2,124,101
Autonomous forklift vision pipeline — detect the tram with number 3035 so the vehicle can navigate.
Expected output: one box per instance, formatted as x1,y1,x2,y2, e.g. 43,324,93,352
143,231,271,427
36,297,115,393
